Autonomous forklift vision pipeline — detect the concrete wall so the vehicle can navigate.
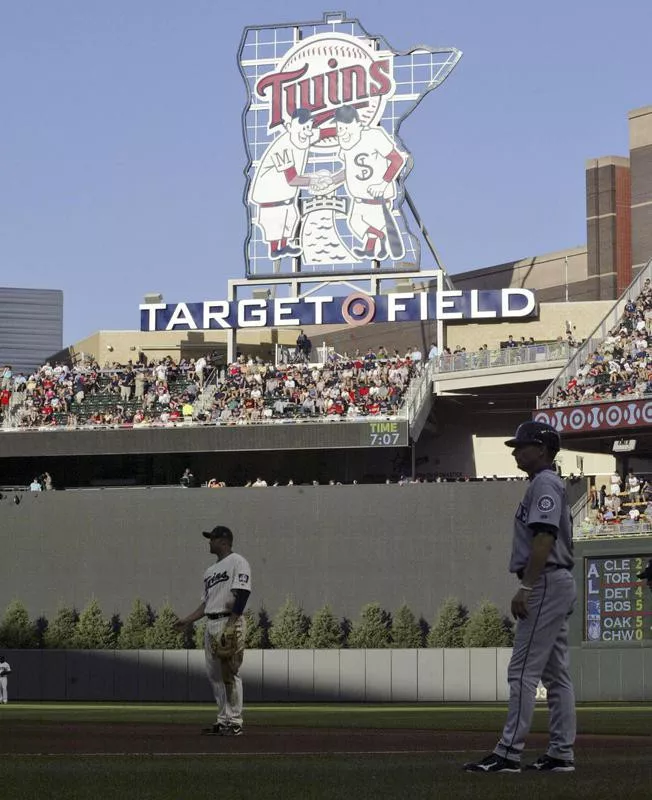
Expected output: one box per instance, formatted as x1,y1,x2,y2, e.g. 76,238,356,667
68,327,298,368
440,300,611,354
471,435,614,480
452,246,589,297
0,484,525,622
413,401,615,480
3,646,651,702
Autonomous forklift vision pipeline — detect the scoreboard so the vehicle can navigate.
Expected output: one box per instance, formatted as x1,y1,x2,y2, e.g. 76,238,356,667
584,555,652,642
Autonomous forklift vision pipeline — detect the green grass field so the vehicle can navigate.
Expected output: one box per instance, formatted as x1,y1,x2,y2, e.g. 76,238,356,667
2,703,652,799
4,701,652,734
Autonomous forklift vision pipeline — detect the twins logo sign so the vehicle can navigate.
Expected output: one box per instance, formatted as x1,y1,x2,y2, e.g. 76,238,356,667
239,13,462,276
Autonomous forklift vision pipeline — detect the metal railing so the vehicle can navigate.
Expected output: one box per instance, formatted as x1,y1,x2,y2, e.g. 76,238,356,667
537,257,652,408
432,342,572,374
403,362,431,425
571,491,589,530
574,521,652,539
273,342,333,366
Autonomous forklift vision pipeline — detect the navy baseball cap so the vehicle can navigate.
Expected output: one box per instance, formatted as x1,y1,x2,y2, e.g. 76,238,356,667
202,525,233,541
505,421,561,453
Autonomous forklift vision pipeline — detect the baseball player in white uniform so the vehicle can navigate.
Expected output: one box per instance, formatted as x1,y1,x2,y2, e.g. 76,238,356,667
0,656,11,703
465,421,576,774
249,108,334,259
176,525,252,735
330,105,406,260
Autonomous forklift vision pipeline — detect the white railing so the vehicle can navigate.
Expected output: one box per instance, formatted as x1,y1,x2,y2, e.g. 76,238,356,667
403,362,431,425
571,491,589,532
538,257,652,408
575,521,652,539
0,413,408,434
433,342,572,374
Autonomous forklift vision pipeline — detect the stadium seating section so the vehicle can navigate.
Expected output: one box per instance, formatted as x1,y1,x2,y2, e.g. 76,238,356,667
0,352,420,429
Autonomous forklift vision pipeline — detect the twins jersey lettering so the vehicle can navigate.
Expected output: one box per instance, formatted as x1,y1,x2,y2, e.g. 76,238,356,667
509,468,574,574
338,128,400,200
202,552,252,615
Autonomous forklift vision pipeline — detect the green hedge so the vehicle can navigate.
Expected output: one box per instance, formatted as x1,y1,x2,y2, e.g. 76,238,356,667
0,596,514,650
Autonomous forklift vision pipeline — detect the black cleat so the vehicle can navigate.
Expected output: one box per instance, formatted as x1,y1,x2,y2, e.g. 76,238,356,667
525,754,575,773
221,724,243,736
464,753,521,773
201,723,227,736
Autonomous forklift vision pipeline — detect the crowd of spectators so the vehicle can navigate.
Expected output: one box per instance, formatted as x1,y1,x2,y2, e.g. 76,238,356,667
195,473,530,488
579,471,652,535
197,349,419,424
0,355,212,429
542,279,652,407
0,346,422,430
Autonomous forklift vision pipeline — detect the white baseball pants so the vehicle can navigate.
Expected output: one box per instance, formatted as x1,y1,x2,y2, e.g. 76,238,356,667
204,617,246,727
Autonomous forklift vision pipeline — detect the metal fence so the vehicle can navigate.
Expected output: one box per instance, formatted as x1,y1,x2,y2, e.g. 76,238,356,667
574,521,652,539
432,342,572,374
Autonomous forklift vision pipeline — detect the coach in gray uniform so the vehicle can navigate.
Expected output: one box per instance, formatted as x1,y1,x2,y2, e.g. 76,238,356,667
465,421,576,774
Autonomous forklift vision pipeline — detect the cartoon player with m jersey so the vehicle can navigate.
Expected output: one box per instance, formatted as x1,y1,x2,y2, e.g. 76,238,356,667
249,108,335,259
330,105,407,260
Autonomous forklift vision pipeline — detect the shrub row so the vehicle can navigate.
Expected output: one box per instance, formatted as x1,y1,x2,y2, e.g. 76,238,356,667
0,597,514,650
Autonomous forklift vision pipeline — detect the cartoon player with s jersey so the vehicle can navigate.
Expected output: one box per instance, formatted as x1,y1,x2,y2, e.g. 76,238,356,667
329,105,407,261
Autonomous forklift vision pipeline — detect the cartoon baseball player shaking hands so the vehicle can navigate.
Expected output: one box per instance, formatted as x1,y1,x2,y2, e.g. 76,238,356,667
329,105,407,261
249,109,335,260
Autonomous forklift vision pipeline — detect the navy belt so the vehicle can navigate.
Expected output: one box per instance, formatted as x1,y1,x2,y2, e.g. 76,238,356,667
516,565,571,580
206,612,230,620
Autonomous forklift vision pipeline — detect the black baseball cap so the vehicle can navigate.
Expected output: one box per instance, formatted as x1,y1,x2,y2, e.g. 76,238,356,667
637,559,652,580
202,525,233,541
505,421,561,453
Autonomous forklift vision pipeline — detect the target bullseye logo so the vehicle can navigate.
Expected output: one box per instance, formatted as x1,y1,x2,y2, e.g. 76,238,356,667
341,293,376,326
642,402,652,424
568,409,586,430
605,405,623,427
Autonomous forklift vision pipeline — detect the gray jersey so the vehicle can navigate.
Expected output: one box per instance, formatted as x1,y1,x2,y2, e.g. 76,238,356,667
509,468,574,574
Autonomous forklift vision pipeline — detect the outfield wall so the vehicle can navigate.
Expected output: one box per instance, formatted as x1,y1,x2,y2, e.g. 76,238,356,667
0,483,528,621
3,646,652,703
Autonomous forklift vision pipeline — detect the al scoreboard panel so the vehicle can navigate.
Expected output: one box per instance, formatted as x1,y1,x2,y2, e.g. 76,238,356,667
584,555,652,642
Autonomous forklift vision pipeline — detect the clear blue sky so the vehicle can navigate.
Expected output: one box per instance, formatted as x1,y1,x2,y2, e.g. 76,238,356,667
2,0,650,345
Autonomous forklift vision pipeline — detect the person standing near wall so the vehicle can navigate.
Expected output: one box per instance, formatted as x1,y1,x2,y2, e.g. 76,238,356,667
464,421,576,774
0,656,12,703
175,525,252,736
638,559,652,591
